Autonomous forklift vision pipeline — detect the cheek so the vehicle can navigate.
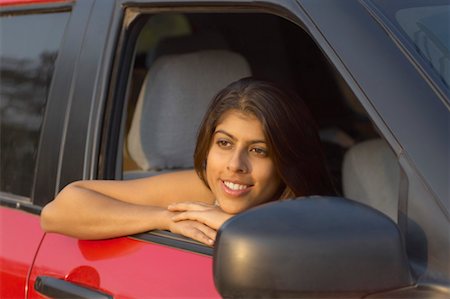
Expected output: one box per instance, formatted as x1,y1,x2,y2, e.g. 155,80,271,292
255,161,281,192
205,150,221,185
206,147,227,169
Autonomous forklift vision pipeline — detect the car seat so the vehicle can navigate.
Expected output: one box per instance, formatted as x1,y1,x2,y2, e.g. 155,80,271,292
145,31,229,68
125,49,251,179
342,138,400,221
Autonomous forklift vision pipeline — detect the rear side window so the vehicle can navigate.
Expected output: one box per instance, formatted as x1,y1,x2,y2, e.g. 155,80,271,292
0,12,69,199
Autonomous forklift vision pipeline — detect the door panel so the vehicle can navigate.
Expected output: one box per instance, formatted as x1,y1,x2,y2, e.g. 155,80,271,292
0,207,44,298
29,234,220,298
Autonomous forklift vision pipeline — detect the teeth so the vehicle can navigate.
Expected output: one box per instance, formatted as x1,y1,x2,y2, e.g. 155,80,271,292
224,181,248,190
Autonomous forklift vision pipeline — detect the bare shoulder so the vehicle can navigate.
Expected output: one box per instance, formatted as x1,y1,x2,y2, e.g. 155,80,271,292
72,170,214,207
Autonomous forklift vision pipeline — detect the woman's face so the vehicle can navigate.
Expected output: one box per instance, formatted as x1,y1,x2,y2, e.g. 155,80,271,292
206,110,282,214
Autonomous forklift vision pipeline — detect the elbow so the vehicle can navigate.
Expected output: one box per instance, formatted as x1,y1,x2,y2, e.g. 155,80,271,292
40,204,54,232
40,182,79,233
40,198,65,233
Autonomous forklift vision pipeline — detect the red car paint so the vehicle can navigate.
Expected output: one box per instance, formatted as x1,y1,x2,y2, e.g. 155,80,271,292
28,234,219,298
0,205,219,298
0,0,220,297
0,208,44,299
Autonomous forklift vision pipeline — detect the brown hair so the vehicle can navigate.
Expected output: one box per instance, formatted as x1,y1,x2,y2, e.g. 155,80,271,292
194,77,335,199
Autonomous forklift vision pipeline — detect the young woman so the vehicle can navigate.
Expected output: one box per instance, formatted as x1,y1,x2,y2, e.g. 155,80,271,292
41,78,335,246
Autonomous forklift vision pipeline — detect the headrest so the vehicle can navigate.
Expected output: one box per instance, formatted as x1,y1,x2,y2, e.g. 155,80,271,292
146,32,229,67
342,139,399,221
127,50,251,171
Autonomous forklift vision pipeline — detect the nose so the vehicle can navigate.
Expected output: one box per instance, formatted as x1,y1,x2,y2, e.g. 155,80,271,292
227,149,249,173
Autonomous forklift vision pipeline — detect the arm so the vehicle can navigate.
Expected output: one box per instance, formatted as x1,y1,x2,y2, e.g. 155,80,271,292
40,170,215,240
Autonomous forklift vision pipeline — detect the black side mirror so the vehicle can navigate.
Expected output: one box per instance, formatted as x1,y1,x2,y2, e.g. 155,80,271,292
213,197,413,298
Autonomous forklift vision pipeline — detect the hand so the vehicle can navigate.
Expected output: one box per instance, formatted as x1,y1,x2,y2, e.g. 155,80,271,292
168,201,234,234
168,219,216,246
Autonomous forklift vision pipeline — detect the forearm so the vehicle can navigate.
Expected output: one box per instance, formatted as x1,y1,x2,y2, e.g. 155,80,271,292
41,183,172,240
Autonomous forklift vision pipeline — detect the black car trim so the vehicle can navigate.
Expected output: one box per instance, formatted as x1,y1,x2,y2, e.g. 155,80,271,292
131,230,213,256
35,276,113,299
122,1,303,29
99,10,144,180
0,195,42,215
33,0,96,207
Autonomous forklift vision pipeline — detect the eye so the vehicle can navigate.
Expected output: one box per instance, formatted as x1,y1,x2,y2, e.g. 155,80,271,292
216,139,232,149
250,147,268,157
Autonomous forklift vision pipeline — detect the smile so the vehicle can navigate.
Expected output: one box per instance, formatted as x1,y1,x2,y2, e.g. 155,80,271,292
223,181,250,190
221,180,253,197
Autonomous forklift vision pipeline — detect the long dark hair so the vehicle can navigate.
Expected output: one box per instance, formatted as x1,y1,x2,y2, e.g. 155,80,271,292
194,77,335,199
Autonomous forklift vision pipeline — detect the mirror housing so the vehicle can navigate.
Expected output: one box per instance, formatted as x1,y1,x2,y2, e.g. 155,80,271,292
213,197,413,298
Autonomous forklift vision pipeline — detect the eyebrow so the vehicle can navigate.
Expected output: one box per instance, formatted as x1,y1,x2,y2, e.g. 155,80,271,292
214,129,267,145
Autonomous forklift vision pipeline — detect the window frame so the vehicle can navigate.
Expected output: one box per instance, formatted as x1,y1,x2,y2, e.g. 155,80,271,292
100,0,406,254
98,2,317,254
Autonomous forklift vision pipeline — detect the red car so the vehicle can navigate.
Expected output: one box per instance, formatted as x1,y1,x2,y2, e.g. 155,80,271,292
1,0,448,298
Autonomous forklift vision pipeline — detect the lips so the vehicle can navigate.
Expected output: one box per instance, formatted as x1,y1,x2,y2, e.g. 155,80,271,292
221,180,253,197
223,181,249,190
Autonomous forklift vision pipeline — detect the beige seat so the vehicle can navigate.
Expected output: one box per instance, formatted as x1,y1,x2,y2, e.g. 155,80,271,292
342,139,400,221
125,50,251,179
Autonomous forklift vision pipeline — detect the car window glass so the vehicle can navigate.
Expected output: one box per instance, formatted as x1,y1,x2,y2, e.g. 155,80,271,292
369,0,450,92
0,12,69,199
396,5,449,88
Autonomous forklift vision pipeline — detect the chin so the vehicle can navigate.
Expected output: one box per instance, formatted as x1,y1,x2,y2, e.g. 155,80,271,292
220,201,253,215
220,203,246,215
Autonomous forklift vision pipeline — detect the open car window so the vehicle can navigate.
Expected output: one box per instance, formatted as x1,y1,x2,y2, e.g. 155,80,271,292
107,8,403,249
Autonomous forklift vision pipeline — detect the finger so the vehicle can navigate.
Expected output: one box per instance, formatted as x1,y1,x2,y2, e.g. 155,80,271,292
171,211,198,222
190,222,217,245
184,222,216,246
198,223,217,242
172,211,216,228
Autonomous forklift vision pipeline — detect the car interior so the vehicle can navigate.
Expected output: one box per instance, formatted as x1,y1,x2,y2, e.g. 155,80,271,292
119,11,400,223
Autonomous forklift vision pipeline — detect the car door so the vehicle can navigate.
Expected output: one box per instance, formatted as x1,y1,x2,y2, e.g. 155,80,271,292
0,1,71,298
27,0,220,298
